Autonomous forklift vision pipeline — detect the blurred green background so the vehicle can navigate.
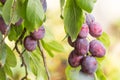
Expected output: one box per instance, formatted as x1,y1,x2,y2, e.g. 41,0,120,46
7,0,120,80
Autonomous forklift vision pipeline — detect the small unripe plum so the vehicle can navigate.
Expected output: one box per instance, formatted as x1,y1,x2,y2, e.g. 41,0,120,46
0,16,7,34
31,26,45,40
24,36,37,51
68,50,83,67
40,0,47,12
0,0,6,4
67,36,75,47
15,18,23,26
81,56,98,74
89,40,106,57
86,14,95,26
78,23,89,38
75,38,89,55
89,22,102,37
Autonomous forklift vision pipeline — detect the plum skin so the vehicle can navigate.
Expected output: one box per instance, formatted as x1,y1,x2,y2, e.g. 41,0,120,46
0,0,6,4
89,40,106,57
86,14,95,26
24,36,37,51
89,22,102,37
81,56,98,74
75,38,89,55
68,50,83,67
78,23,89,38
0,16,7,34
31,26,45,40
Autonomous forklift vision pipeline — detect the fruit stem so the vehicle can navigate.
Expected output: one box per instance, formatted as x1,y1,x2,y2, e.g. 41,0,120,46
37,40,50,80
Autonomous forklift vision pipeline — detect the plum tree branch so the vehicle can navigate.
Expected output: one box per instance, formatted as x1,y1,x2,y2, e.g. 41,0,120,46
14,28,28,80
37,40,50,80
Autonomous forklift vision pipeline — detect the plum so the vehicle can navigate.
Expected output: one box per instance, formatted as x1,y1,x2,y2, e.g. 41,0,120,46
89,40,106,57
89,22,102,37
0,0,6,4
75,38,89,55
68,50,83,67
81,56,98,74
0,16,7,34
78,23,89,38
86,14,95,26
40,0,47,12
15,18,23,26
24,36,37,51
31,26,45,40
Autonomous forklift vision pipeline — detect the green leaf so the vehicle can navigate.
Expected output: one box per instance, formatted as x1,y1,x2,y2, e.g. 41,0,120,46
8,26,17,41
29,49,47,80
65,65,94,80
0,43,7,66
2,0,14,24
46,41,64,52
64,0,84,41
60,0,65,19
97,32,110,48
5,44,17,67
4,64,13,77
76,0,96,13
0,67,6,80
16,0,27,19
41,40,54,57
26,0,44,31
96,68,107,80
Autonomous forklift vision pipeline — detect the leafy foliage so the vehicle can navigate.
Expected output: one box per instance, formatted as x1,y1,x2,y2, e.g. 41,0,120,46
64,0,84,41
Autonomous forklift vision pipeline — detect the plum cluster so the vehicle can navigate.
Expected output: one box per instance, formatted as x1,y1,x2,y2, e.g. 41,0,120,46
68,14,106,75
24,26,45,51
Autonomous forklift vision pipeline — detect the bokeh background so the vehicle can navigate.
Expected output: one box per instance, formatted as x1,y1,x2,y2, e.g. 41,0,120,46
45,0,120,80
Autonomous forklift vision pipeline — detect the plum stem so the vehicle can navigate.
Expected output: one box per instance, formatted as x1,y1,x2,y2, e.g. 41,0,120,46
37,40,50,80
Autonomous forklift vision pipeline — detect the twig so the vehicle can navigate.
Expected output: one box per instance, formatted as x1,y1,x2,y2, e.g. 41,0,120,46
37,41,50,80
14,28,28,80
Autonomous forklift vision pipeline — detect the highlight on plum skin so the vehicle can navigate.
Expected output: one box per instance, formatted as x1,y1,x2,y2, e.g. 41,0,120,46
78,23,89,38
24,36,37,52
75,38,89,55
81,56,98,74
31,26,45,40
89,22,103,37
89,40,106,58
68,50,83,67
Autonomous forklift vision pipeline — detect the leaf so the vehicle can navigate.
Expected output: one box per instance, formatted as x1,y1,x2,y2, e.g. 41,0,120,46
64,0,84,41
26,0,44,31
4,64,13,77
96,68,107,80
75,0,96,13
2,0,14,24
16,0,27,19
8,26,17,41
60,0,65,19
65,65,94,80
0,67,6,80
41,40,54,57
5,44,17,67
0,43,7,66
97,32,110,48
29,49,47,80
46,41,64,52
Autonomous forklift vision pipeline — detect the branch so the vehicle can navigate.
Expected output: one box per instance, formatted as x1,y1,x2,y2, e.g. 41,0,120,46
14,28,28,80
37,41,50,80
